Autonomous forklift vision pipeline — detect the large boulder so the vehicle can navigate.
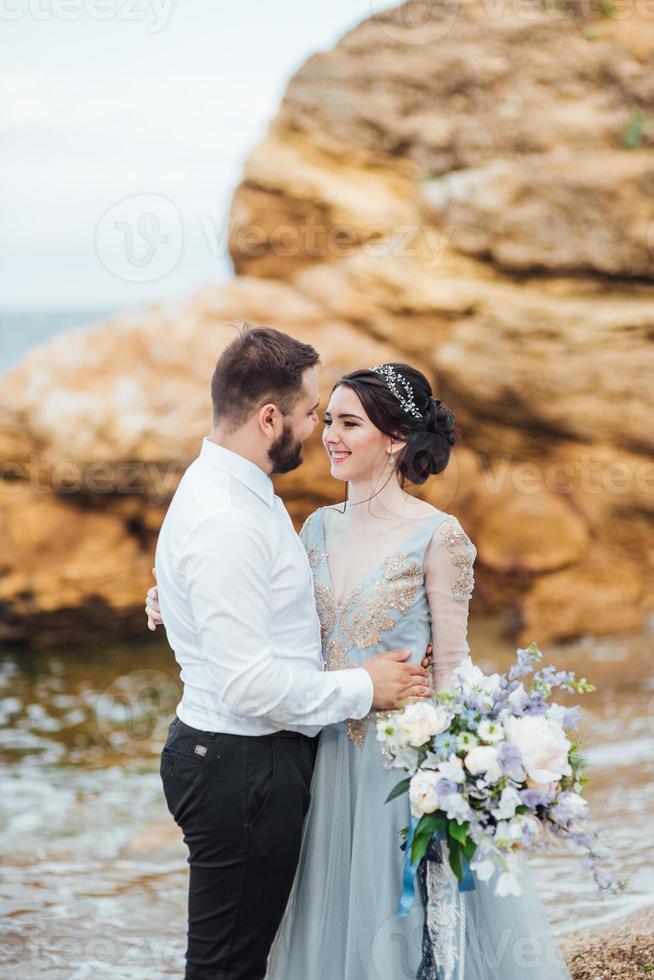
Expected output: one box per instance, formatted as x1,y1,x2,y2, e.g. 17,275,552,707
0,279,403,645
2,0,653,645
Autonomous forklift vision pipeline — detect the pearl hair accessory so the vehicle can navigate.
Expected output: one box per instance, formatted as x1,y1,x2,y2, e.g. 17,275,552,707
369,364,423,420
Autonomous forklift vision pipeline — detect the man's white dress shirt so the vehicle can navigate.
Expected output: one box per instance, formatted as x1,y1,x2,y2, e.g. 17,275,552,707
155,437,374,736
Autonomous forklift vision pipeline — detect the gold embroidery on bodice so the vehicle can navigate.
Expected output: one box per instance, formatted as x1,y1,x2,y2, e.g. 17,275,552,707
316,551,423,747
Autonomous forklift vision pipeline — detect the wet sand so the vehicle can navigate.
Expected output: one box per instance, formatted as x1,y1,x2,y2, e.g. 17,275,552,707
562,908,654,979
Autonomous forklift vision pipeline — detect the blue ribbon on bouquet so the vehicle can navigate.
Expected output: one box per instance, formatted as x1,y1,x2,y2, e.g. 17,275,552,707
398,816,475,917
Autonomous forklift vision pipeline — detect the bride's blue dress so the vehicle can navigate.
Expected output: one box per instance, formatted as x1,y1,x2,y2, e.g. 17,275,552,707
266,507,571,980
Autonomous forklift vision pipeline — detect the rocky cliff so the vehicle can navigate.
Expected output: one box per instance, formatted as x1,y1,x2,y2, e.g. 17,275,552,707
1,0,653,646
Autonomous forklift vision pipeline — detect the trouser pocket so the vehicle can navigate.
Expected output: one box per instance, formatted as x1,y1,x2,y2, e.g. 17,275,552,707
160,722,212,824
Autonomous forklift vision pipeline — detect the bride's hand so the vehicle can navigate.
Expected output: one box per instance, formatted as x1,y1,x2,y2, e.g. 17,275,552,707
145,568,163,630
421,642,433,672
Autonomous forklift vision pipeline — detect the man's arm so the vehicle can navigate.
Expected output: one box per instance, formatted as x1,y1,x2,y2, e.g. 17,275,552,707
179,510,374,727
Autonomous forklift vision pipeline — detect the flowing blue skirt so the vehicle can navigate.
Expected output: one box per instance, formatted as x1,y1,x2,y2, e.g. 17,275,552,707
266,717,571,980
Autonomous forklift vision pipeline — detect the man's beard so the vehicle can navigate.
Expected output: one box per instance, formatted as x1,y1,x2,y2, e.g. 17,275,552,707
268,421,304,475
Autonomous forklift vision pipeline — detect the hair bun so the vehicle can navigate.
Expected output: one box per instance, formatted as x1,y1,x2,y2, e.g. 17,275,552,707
401,396,457,484
423,397,456,446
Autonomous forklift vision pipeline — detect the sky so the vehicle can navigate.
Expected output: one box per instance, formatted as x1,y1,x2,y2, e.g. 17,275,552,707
1,0,392,312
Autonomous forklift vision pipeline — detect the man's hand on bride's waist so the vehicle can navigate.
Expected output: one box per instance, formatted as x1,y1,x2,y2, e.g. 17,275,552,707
362,650,433,711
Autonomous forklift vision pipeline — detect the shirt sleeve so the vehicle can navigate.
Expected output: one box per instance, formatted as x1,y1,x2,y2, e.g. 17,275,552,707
424,515,477,692
179,510,373,727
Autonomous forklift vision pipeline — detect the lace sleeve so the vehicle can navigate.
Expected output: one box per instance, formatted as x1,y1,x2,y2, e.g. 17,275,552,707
424,515,477,692
299,508,319,553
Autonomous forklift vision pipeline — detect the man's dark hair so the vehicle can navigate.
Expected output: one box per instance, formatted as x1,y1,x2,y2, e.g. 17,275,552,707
211,323,320,429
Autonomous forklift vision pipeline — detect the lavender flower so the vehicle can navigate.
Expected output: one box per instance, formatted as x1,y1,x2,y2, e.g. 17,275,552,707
498,741,526,781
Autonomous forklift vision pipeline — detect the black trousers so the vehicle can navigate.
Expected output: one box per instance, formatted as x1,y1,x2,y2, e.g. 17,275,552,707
160,715,318,980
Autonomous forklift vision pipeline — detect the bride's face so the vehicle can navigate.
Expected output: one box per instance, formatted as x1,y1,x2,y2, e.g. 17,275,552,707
322,384,391,484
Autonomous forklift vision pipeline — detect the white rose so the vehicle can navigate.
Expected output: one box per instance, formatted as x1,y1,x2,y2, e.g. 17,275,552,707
398,702,452,747
409,769,441,817
464,744,503,783
503,714,571,785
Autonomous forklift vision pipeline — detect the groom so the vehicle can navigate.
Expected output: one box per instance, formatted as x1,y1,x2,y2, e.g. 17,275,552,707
155,324,433,980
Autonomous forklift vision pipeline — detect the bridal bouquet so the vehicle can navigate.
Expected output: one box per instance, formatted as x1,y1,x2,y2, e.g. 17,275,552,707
377,642,623,905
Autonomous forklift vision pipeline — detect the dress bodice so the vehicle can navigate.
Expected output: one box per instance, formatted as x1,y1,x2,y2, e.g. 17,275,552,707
300,506,477,747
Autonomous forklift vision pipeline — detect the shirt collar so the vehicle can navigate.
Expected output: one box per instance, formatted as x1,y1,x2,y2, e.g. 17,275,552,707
198,437,275,508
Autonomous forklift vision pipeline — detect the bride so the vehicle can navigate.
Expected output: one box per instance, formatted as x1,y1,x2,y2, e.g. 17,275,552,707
146,363,571,980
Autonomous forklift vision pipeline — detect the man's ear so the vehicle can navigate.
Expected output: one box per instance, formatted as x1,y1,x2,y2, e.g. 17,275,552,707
258,402,281,439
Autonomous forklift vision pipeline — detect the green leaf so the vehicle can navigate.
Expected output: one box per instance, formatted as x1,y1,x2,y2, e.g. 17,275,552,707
448,820,470,845
410,827,433,865
448,839,463,881
463,837,477,862
409,813,444,864
421,813,448,836
385,777,411,804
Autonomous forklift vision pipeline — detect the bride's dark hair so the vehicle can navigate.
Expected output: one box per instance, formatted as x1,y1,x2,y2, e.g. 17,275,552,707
332,364,459,487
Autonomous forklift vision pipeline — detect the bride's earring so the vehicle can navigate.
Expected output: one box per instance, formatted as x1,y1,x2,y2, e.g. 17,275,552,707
388,452,395,466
